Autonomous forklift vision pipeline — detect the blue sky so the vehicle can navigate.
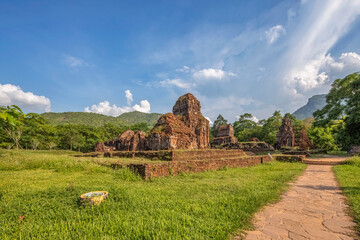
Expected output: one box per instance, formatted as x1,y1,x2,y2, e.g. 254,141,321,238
1,0,360,123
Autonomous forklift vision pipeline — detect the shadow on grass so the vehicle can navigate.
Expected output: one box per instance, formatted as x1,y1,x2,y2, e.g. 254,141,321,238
297,184,360,192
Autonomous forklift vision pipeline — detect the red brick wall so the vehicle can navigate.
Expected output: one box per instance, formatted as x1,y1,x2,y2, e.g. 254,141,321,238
105,149,247,161
129,155,271,179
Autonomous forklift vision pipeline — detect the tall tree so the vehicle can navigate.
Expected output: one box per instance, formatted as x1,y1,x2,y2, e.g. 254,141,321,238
233,113,261,141
259,111,283,145
314,72,360,149
0,105,26,149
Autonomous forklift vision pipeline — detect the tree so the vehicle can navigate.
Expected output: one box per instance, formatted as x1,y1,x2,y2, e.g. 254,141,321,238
233,113,261,142
0,105,26,149
48,142,56,150
308,125,338,150
130,123,150,133
314,72,360,149
21,113,51,150
57,125,85,151
31,138,40,150
259,111,283,145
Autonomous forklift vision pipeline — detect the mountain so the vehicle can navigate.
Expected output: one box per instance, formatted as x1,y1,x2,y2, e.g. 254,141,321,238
41,111,162,127
117,111,163,125
293,94,327,120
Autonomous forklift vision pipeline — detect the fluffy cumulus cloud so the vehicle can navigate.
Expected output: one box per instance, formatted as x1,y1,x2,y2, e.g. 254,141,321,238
283,0,360,96
287,52,360,92
63,55,88,69
152,0,360,120
133,100,151,113
0,84,51,112
193,68,236,81
84,90,151,117
265,25,286,44
125,90,133,105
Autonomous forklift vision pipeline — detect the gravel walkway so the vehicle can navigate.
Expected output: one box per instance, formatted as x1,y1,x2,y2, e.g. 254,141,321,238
243,161,357,240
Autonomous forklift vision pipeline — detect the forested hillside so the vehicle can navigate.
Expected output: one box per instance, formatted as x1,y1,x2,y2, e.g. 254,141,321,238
41,111,162,127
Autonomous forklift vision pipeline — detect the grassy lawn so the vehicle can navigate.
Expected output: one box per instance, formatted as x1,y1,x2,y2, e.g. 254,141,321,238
0,150,306,239
334,156,360,232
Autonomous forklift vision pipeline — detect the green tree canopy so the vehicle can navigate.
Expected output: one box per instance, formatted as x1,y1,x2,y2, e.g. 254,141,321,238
314,72,360,148
259,110,283,145
0,105,26,149
233,113,261,142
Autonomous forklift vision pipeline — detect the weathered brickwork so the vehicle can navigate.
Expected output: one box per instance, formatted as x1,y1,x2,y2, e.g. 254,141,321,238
127,155,271,179
104,149,248,161
106,149,271,179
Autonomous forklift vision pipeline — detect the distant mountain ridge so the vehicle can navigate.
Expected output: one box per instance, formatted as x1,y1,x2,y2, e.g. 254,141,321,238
293,94,327,120
41,111,163,127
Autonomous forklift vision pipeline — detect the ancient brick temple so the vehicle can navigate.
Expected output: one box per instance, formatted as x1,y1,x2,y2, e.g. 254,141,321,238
94,129,147,152
275,118,295,149
95,93,210,151
147,93,210,150
297,129,314,150
212,124,238,146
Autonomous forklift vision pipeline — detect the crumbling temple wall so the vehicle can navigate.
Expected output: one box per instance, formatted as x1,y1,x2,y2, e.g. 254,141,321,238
146,113,198,150
212,124,238,146
275,118,314,150
275,118,295,149
172,93,210,149
127,155,271,179
94,130,146,152
105,149,248,161
95,93,210,152
297,129,314,150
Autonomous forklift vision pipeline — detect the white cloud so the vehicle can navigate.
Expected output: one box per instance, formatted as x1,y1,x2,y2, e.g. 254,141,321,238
251,116,259,123
84,101,131,116
265,25,286,44
283,1,360,95
125,90,133,105
205,116,213,126
159,78,194,90
84,90,151,116
193,68,236,81
339,52,360,68
0,84,51,112
175,66,190,73
286,52,360,92
63,55,88,68
145,0,360,120
133,100,151,113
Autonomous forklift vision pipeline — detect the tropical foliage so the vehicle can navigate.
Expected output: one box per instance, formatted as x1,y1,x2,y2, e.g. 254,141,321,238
0,107,150,152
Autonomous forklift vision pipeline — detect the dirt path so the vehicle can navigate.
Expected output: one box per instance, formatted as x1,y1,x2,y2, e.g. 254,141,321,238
243,161,357,240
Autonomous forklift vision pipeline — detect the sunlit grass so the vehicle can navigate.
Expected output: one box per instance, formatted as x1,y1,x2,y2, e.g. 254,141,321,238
0,150,305,239
334,156,360,232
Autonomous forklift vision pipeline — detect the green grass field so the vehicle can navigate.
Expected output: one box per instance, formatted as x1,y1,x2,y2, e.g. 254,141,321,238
334,156,360,232
0,150,306,239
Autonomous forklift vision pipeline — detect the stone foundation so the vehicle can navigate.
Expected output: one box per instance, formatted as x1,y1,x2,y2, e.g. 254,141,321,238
104,149,248,161
106,149,270,179
125,155,271,179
